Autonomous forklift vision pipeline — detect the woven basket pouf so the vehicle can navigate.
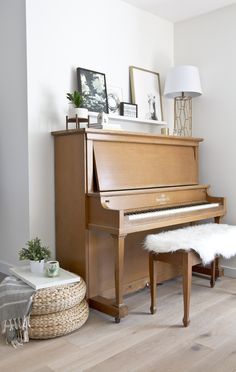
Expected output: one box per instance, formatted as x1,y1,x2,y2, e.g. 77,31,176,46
29,299,89,339
31,279,86,315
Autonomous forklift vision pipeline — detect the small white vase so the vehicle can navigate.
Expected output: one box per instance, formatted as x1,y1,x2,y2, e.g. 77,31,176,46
75,107,88,119
30,260,45,274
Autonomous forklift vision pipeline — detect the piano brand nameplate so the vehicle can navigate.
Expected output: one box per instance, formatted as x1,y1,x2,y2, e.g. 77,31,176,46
156,194,169,204
93,141,198,191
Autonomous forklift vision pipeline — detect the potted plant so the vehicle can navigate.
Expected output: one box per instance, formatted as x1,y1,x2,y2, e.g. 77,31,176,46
19,237,51,274
66,90,88,118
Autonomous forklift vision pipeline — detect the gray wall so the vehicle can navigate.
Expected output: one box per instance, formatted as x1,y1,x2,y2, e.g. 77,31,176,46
0,0,29,273
175,4,236,276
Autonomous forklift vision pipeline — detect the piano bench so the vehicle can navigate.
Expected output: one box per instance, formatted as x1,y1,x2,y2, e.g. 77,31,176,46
149,250,216,327
144,223,236,327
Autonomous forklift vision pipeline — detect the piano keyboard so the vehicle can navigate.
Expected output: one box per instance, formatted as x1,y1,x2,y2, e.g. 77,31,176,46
126,203,220,221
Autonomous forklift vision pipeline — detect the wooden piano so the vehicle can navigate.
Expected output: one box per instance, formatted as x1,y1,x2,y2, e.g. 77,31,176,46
52,129,226,322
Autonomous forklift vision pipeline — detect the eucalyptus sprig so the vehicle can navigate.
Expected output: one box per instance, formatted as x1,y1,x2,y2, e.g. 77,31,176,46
66,90,84,108
19,237,51,261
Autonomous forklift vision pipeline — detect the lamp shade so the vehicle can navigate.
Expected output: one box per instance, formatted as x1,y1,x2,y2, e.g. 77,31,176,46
164,65,202,98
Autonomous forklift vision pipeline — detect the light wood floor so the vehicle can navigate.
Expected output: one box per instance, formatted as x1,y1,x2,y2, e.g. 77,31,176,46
0,272,6,282
1,275,236,372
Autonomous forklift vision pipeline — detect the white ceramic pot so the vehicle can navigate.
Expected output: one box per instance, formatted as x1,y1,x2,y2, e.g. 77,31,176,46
68,104,75,118
75,107,88,119
30,260,45,274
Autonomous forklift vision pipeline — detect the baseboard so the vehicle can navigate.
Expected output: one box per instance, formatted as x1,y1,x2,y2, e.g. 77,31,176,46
1,261,235,278
0,260,12,275
221,265,236,278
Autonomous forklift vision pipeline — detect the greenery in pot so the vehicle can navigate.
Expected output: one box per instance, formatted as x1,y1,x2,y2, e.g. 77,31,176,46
66,90,84,108
19,237,51,262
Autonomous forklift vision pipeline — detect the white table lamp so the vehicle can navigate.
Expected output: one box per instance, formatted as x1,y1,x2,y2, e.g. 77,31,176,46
164,65,202,136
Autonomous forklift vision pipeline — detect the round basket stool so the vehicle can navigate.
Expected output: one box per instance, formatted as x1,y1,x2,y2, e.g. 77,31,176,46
29,299,89,339
29,279,89,339
31,279,87,315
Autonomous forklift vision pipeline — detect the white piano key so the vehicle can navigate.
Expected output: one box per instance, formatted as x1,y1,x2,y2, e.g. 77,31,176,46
127,203,220,221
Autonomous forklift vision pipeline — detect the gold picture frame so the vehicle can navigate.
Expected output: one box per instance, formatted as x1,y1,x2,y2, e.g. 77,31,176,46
130,66,163,121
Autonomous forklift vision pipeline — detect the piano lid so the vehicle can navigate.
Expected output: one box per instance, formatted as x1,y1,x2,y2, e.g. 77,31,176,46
93,138,199,192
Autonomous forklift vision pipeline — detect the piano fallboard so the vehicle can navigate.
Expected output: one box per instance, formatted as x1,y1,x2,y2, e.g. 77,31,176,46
97,184,209,211
88,185,226,235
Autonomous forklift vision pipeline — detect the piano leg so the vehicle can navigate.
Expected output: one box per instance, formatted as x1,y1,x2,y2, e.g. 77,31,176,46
214,216,222,224
89,234,128,322
112,234,129,323
114,234,125,307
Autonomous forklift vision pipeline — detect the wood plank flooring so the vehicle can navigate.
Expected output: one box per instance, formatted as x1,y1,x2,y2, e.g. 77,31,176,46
1,275,236,372
0,272,6,282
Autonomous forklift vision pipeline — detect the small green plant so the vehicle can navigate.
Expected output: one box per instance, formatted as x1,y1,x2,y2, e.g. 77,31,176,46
19,237,51,261
66,90,84,108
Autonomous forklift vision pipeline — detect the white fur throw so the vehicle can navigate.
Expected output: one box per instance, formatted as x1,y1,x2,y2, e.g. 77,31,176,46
144,223,236,264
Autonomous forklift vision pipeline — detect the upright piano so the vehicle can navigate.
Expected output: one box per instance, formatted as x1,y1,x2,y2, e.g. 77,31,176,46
52,129,226,322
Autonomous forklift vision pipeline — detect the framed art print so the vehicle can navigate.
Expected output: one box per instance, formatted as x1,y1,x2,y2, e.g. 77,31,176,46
120,102,137,118
130,66,163,121
107,85,123,115
77,67,108,113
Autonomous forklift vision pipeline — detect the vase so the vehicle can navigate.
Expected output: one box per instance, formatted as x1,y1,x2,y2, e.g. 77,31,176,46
74,107,88,119
30,260,45,274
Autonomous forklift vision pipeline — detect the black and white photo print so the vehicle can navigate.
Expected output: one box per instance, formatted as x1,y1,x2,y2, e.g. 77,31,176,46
77,67,108,113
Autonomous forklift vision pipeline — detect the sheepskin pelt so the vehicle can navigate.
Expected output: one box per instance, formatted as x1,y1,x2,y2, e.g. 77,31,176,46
144,223,236,264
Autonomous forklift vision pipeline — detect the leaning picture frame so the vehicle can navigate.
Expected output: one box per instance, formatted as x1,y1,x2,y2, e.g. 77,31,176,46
129,66,163,121
107,85,123,115
77,67,108,113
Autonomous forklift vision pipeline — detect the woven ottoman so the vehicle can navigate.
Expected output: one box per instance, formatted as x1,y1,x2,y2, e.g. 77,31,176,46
29,279,89,339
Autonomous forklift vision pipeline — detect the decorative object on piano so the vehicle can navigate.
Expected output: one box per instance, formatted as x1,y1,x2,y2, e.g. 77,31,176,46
77,67,108,114
65,115,89,130
107,85,123,115
19,237,51,274
130,66,163,122
97,111,109,127
164,65,202,136
120,102,138,118
87,119,103,129
161,128,169,136
66,90,88,119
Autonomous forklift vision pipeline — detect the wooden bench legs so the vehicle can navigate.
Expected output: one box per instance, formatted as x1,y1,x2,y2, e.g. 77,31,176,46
182,252,194,327
210,258,216,288
149,253,157,315
149,250,216,327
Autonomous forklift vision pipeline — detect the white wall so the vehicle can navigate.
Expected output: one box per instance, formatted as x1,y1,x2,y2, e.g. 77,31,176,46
0,0,29,273
175,4,236,275
2,0,233,277
24,0,173,259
